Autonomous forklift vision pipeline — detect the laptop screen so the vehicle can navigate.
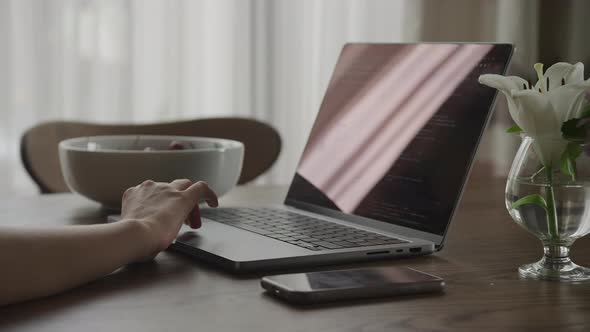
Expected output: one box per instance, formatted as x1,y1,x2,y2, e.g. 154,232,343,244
285,43,513,236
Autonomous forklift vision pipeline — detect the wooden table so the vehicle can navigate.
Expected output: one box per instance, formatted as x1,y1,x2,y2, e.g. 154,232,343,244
1,177,590,332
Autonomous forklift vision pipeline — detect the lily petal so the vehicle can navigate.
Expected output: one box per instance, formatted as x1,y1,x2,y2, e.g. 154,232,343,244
511,89,559,135
511,90,559,127
545,62,585,86
511,89,564,166
535,62,585,91
548,78,590,122
478,74,529,93
479,74,529,125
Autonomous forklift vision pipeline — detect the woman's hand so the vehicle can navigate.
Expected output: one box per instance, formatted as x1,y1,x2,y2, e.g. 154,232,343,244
0,178,218,306
121,179,218,255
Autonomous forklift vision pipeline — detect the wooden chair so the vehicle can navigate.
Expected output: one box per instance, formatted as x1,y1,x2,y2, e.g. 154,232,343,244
20,118,281,194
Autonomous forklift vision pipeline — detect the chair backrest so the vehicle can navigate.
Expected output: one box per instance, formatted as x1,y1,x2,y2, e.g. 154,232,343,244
21,118,281,193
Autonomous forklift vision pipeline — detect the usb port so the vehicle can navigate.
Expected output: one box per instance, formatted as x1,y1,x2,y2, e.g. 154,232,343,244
409,247,422,253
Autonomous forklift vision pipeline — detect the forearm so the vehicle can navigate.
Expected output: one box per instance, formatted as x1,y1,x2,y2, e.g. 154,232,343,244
0,220,154,306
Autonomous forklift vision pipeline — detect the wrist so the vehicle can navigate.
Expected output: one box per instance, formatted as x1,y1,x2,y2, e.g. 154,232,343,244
118,218,162,258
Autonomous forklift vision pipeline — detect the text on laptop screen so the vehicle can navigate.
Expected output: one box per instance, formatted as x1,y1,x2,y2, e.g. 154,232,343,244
286,43,513,236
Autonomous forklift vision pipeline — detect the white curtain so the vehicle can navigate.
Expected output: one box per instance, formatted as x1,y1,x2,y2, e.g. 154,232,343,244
1,0,573,198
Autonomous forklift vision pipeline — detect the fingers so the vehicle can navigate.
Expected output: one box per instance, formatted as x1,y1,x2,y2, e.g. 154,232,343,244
185,181,219,207
133,179,196,193
141,180,156,187
182,181,216,229
170,179,193,191
190,206,202,229
183,206,202,229
125,180,216,230
122,186,135,200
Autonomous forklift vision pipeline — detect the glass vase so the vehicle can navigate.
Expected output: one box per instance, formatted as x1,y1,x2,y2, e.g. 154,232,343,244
506,136,590,281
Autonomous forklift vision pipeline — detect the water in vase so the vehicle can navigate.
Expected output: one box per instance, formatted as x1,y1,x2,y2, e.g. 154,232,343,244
506,177,590,242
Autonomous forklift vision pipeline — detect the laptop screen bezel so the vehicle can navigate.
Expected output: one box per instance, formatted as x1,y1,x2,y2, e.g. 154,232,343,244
283,42,514,249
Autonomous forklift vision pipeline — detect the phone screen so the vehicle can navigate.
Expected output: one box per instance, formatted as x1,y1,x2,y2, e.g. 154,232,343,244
267,267,442,292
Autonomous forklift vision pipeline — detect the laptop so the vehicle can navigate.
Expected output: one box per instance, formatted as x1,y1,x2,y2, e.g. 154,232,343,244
171,43,514,272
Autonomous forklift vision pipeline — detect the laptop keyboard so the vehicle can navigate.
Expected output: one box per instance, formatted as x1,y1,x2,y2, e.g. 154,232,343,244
200,208,409,251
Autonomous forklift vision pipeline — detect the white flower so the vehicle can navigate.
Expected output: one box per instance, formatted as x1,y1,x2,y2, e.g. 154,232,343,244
479,62,590,167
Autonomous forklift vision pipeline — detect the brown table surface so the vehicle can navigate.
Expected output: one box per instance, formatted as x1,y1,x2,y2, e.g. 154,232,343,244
1,176,590,332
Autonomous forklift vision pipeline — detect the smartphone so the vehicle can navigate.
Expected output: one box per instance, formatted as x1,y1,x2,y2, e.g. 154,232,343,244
261,266,444,304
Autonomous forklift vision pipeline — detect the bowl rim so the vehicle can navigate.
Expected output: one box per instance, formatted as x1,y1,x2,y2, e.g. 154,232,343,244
59,135,244,154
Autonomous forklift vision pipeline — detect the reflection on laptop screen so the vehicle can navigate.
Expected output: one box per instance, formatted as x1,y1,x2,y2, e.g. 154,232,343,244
286,43,513,236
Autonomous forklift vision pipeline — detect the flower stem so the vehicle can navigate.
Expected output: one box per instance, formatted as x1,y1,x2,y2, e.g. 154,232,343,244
545,166,559,239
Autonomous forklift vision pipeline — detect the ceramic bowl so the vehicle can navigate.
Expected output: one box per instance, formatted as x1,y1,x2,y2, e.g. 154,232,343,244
59,135,244,209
